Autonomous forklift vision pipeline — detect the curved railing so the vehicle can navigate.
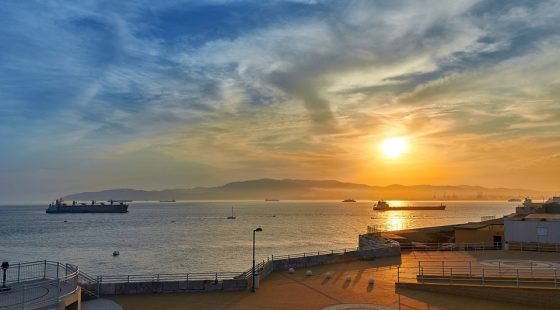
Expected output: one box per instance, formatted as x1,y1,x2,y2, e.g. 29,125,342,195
0,260,80,310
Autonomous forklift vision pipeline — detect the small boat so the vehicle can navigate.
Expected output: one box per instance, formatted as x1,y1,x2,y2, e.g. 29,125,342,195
227,207,236,219
112,251,120,256
265,199,279,201
159,199,176,202
373,200,446,211
342,199,356,202
508,198,521,202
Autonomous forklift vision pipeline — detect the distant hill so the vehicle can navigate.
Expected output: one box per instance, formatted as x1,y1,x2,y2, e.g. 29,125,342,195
63,178,547,201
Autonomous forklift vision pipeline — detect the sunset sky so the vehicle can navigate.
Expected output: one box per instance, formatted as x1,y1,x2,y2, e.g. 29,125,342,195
1,1,559,200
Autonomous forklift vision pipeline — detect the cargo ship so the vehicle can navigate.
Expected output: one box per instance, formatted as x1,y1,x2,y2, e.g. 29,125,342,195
46,198,129,213
373,200,445,211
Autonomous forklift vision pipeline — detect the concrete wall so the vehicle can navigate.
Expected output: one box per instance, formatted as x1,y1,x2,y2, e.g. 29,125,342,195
505,219,560,243
271,246,400,271
396,282,560,308
455,229,504,244
97,279,248,295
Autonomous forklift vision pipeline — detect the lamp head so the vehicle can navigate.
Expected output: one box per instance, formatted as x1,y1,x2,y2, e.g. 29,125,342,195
254,227,263,232
1,262,8,270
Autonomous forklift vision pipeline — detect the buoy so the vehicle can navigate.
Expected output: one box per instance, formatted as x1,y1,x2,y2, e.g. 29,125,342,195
324,272,332,279
368,277,374,285
305,270,313,276
288,267,295,274
345,275,352,282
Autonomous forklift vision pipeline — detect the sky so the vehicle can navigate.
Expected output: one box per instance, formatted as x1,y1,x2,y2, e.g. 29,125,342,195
1,0,559,200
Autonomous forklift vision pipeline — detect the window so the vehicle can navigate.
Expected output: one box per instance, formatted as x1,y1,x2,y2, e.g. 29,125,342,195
537,227,548,236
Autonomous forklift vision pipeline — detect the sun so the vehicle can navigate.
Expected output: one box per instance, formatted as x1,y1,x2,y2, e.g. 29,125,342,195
380,137,407,159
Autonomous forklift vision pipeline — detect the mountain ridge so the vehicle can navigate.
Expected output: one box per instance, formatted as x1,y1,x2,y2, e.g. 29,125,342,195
63,178,547,201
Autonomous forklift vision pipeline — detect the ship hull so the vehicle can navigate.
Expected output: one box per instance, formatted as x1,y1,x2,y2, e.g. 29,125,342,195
374,206,446,211
46,205,128,213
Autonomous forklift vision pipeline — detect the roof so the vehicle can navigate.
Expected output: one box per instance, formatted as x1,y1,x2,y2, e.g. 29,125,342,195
524,214,560,219
454,217,504,230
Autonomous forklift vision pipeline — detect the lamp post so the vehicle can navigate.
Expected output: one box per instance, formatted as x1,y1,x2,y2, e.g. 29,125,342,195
252,227,262,293
1,261,9,291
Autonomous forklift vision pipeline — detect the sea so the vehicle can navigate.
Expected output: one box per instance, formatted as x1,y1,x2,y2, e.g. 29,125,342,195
0,200,517,276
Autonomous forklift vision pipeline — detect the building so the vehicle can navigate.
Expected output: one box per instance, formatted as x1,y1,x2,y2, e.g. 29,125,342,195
504,213,560,250
454,218,504,248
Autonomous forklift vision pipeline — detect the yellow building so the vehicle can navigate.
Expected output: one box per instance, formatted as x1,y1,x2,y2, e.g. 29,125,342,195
454,219,504,249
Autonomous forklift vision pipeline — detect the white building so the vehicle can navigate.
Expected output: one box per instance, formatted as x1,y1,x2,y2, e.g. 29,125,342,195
504,214,560,245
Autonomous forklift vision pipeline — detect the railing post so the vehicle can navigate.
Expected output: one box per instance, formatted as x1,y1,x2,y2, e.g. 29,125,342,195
17,263,20,283
498,260,501,275
450,268,453,284
516,269,519,287
555,270,557,288
43,260,47,279
482,268,485,285
397,266,400,283
421,267,424,284
442,261,445,277
530,261,533,278
21,284,25,310
57,262,59,280
469,261,472,278
186,273,189,290
418,261,421,274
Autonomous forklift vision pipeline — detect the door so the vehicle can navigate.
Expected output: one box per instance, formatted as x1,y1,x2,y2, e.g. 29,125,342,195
493,235,502,249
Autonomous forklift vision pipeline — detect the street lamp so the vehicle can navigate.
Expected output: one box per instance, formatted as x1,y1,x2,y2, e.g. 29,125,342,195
1,261,10,291
252,227,262,293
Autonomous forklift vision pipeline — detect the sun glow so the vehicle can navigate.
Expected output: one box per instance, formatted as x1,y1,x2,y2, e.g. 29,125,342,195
380,137,407,159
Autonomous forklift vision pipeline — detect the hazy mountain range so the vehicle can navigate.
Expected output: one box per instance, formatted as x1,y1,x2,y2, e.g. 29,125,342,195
63,179,547,201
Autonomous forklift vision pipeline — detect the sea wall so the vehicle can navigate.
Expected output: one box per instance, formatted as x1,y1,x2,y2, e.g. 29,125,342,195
96,278,248,295
270,244,400,272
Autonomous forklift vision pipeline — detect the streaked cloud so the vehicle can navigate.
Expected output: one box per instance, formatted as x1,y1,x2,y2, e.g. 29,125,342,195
1,0,559,199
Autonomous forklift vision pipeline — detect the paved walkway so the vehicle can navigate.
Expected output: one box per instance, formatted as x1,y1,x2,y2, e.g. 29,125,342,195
0,279,77,310
110,250,560,309
82,298,123,310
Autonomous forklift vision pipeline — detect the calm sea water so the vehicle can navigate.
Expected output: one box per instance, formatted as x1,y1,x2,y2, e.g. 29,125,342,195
0,200,516,275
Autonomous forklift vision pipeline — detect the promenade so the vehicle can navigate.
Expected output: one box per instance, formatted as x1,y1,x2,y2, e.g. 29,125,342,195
111,250,557,309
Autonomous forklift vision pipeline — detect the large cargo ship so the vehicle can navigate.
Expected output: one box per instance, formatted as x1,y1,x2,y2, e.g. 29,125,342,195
46,199,129,213
373,200,445,211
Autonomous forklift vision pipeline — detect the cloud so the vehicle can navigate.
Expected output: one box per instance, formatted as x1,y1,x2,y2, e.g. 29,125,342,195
1,0,560,199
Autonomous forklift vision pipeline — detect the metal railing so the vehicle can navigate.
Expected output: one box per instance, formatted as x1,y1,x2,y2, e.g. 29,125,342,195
270,247,361,260
95,271,245,284
0,260,80,310
399,242,503,251
398,241,560,252
397,260,560,288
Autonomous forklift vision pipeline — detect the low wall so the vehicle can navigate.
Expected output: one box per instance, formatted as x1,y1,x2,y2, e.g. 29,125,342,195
271,246,400,271
96,278,248,295
396,282,560,308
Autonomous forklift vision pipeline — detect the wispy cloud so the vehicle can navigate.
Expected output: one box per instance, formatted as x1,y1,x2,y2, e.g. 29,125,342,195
1,0,560,199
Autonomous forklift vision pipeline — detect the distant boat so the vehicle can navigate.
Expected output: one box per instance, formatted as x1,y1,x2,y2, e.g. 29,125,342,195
112,251,120,256
342,199,356,202
373,200,446,211
159,199,176,202
227,207,236,219
265,199,279,201
507,198,521,202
